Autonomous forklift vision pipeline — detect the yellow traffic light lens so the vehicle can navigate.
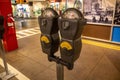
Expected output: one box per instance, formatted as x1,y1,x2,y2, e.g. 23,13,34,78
40,36,50,43
60,41,72,50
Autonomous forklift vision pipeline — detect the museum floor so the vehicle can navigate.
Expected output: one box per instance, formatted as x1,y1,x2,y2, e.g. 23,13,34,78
0,19,120,80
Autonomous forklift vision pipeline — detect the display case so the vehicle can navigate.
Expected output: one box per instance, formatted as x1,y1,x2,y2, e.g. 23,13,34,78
81,0,120,44
82,24,111,40
112,26,120,42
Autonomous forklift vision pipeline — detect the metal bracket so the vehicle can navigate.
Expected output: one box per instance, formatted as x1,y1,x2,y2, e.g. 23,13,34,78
48,55,73,70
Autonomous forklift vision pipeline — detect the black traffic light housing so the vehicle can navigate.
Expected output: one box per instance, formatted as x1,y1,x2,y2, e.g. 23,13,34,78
38,8,86,70
58,8,86,69
38,8,60,57
0,16,5,39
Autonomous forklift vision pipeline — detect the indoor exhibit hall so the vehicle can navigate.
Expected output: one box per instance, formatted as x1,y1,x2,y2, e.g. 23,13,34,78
0,33,120,80
0,0,120,80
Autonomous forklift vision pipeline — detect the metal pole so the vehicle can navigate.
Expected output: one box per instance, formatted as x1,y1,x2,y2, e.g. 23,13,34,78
73,0,77,8
65,0,68,9
56,63,64,80
0,39,16,80
0,39,9,75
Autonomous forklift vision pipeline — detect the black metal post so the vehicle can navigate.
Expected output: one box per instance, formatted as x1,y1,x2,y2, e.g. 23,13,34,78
57,63,64,80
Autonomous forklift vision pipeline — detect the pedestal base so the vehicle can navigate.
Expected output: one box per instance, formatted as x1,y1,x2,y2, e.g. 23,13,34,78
0,71,17,80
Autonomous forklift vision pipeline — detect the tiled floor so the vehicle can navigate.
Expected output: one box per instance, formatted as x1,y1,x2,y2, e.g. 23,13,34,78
16,27,40,39
15,19,39,31
0,19,120,80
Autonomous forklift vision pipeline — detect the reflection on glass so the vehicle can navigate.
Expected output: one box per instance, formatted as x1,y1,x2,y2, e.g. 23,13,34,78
42,10,56,17
63,11,80,19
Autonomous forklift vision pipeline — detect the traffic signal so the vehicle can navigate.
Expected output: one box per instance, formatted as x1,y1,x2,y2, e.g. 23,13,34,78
38,8,60,59
15,0,27,4
15,0,20,4
58,8,86,69
49,0,61,2
21,0,27,3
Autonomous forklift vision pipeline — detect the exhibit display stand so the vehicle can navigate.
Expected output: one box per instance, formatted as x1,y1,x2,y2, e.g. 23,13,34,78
38,8,86,80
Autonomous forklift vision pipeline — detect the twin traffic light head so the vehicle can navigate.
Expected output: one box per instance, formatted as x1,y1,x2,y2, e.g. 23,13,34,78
38,8,60,56
59,8,86,68
38,8,86,70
